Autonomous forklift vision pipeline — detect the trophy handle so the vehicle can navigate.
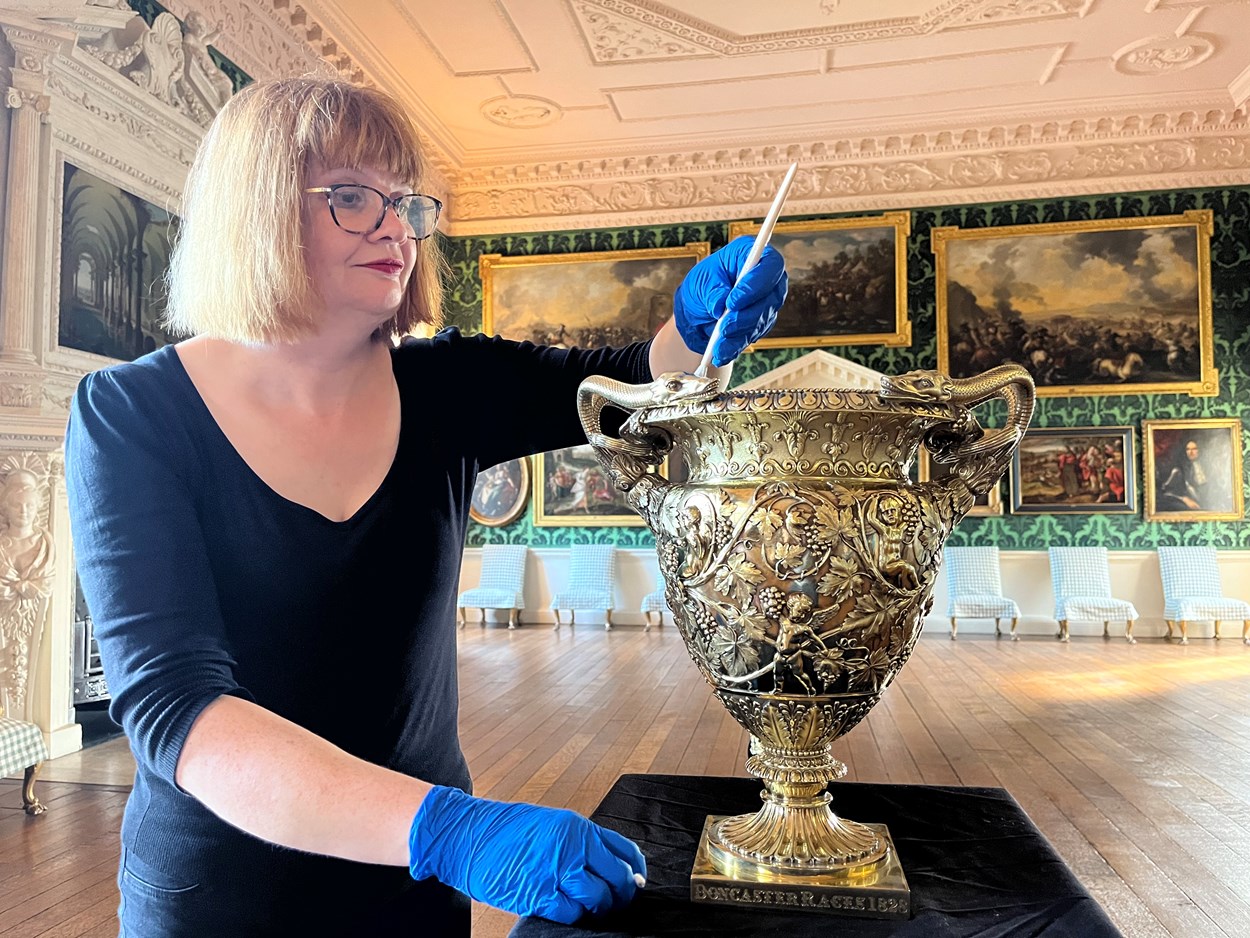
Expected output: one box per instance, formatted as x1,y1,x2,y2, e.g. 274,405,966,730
885,364,1035,502
937,363,1035,501
576,373,699,496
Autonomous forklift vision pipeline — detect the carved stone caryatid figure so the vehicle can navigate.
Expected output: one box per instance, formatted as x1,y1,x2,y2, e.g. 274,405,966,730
0,470,55,722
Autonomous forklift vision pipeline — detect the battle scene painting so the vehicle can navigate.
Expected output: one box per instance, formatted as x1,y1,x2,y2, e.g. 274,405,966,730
481,244,708,349
934,211,1216,398
728,213,910,348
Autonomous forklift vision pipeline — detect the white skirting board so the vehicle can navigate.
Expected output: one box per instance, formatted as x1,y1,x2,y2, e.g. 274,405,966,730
458,547,1250,638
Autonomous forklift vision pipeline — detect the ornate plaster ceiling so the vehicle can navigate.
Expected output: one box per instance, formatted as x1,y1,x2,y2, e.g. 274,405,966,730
222,0,1250,231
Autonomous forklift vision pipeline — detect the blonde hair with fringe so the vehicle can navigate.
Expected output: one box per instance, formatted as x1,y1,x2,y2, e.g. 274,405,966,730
164,77,444,344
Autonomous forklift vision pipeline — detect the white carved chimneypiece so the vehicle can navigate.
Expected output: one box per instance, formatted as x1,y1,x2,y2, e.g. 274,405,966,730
0,0,339,757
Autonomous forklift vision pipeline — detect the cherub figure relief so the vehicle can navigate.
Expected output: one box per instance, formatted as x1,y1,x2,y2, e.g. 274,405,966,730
865,493,919,591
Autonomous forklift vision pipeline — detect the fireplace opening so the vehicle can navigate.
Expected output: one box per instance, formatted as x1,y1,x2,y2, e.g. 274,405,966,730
72,575,122,748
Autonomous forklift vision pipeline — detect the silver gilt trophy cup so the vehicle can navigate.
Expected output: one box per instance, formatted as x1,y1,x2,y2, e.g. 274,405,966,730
578,364,1034,919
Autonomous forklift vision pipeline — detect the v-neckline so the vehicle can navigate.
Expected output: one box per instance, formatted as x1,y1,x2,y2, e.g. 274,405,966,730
164,344,402,527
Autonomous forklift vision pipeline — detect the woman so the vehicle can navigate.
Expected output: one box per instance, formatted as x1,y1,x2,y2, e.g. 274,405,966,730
65,78,786,936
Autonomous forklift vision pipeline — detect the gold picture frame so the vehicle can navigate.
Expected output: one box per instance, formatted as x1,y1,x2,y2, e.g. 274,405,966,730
1143,418,1244,522
728,212,911,349
933,210,1218,398
917,448,1003,517
480,243,710,346
533,446,666,527
1009,426,1137,515
469,456,530,528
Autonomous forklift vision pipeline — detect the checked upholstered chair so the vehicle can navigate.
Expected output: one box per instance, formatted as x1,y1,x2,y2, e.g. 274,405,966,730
943,547,1021,640
0,711,47,816
457,544,528,629
551,545,618,631
1157,546,1250,644
1048,547,1139,644
640,577,668,632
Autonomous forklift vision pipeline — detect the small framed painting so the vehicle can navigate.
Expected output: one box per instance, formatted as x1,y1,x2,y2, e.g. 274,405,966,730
1143,418,1244,522
1009,426,1137,514
469,457,530,527
533,445,660,527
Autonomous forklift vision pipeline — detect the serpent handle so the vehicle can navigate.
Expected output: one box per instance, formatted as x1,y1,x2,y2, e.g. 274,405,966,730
881,363,1034,502
577,372,718,493
938,363,1035,459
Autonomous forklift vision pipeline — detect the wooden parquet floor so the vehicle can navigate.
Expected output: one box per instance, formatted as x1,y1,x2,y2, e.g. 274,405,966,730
2,628,1249,937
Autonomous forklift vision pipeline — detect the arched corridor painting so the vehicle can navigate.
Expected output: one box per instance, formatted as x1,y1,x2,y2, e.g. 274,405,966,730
58,163,178,362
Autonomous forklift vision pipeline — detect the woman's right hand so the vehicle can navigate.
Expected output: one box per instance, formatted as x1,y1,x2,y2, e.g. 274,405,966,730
407,785,646,923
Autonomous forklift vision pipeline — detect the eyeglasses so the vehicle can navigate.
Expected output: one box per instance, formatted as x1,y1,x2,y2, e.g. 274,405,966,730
304,184,442,240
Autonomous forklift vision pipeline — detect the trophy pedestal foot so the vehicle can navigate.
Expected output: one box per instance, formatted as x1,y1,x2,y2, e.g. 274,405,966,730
691,817,910,919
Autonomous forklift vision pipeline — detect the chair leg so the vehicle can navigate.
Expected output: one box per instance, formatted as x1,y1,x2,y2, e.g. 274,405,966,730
1178,620,1188,645
480,608,487,627
457,607,466,629
1243,619,1249,645
1213,619,1221,641
643,611,654,632
604,610,613,632
553,610,561,631
1103,620,1109,639
508,608,519,630
22,763,46,816
1058,619,1070,643
1009,617,1019,641
994,618,1002,638
949,616,957,641
1124,620,1136,645
1164,619,1174,641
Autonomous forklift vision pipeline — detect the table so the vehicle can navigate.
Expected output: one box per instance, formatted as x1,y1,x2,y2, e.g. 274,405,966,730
511,774,1122,938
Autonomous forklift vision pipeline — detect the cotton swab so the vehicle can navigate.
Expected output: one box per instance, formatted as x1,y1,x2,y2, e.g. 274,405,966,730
693,162,799,379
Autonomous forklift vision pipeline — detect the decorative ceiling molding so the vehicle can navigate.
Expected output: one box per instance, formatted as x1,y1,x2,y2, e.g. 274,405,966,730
444,130,1250,234
481,94,563,128
1113,33,1216,75
571,0,1089,63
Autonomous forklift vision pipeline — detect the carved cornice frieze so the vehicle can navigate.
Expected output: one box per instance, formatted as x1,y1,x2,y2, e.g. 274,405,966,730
454,106,1249,187
52,129,182,197
0,22,76,76
47,52,201,168
446,133,1250,234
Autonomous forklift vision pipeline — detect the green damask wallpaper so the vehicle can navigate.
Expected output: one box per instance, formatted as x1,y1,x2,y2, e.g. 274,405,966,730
443,186,1250,550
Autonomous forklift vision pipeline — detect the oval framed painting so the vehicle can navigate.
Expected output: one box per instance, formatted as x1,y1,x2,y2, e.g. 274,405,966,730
470,456,530,527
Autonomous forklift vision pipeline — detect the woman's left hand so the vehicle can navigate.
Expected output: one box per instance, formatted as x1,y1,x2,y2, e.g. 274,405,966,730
672,236,788,367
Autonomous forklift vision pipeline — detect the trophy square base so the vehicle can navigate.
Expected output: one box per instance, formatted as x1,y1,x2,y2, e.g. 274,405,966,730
690,816,911,919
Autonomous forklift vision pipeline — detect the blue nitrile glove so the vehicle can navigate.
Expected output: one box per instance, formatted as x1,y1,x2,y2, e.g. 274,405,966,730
673,235,788,366
408,785,647,923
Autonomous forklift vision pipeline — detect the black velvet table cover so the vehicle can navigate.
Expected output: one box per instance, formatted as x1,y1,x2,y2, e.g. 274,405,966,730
510,774,1122,938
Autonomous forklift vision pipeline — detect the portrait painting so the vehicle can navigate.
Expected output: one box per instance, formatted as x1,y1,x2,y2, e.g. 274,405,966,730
480,244,709,348
59,162,179,362
533,445,651,527
1009,427,1137,515
933,210,1217,398
917,448,1003,517
1143,418,1244,522
729,212,910,348
469,457,530,528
